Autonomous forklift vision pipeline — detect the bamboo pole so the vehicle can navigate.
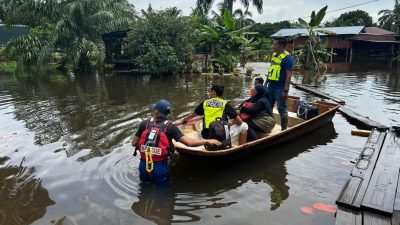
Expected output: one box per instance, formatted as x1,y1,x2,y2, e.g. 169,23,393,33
351,129,371,137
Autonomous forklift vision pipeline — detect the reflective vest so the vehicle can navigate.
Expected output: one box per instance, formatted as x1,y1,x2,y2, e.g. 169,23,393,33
203,97,227,129
268,51,290,81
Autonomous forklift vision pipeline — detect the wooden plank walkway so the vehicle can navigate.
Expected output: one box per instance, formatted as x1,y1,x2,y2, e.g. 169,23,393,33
291,82,346,104
336,127,400,225
339,106,389,130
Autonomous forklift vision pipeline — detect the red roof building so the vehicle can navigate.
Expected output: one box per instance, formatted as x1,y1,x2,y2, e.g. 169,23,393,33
270,26,399,63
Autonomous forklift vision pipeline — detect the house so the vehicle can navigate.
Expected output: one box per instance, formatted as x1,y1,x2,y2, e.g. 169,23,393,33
270,26,399,63
0,24,28,47
350,27,398,63
102,29,133,69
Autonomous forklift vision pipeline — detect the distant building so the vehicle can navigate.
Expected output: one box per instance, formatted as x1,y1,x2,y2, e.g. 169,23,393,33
0,24,28,47
271,26,399,63
102,29,133,70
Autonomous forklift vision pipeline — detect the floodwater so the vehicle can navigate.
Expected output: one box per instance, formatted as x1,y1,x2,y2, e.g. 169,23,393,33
0,64,399,225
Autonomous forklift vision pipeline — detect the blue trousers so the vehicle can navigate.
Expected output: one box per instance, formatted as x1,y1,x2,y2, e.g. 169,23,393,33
139,160,169,184
268,87,287,114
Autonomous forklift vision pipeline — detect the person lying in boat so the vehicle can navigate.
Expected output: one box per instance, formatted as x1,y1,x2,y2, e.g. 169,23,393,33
131,99,221,184
182,84,248,147
239,84,275,142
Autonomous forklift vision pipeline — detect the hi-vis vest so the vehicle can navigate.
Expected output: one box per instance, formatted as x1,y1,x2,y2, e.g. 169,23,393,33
203,97,227,128
268,51,290,81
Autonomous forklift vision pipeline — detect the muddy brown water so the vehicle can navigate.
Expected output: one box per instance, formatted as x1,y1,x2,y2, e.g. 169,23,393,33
0,64,399,225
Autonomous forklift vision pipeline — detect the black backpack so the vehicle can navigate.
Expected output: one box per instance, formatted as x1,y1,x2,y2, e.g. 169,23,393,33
297,101,319,120
205,118,231,151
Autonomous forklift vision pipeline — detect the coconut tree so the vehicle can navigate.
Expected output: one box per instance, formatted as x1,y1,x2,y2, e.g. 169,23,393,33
233,7,255,28
197,0,263,15
0,0,25,22
378,0,400,32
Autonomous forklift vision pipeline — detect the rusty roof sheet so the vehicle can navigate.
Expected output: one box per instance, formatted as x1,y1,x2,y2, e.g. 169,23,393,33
364,27,396,35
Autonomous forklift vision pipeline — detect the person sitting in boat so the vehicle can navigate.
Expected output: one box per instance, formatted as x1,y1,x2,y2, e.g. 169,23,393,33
131,99,221,184
239,84,275,141
254,77,264,86
182,84,248,146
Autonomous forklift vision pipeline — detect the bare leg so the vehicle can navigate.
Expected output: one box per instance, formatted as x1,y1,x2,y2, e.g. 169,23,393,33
239,131,247,145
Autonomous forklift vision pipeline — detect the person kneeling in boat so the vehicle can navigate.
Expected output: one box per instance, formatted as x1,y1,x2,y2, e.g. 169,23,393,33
131,99,221,184
239,84,275,142
182,84,248,147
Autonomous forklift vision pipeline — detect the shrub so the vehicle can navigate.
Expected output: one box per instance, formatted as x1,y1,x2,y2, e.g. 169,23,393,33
125,8,196,74
0,61,17,73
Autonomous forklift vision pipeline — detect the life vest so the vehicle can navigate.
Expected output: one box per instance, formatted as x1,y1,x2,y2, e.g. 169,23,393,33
268,51,290,81
138,118,172,165
203,97,227,129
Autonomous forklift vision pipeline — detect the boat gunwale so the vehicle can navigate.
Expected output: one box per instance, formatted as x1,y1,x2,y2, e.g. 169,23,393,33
174,101,340,156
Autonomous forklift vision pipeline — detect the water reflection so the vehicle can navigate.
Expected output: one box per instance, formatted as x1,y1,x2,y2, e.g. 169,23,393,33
0,157,55,225
1,74,247,159
1,67,398,225
131,123,337,225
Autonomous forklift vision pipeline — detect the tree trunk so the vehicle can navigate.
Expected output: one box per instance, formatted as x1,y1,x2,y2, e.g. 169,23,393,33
308,41,320,76
305,47,311,69
226,0,233,14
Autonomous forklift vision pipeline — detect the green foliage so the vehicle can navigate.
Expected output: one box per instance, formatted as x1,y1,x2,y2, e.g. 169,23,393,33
248,21,291,59
233,8,255,29
125,8,196,74
325,10,373,27
378,0,400,32
3,0,134,72
198,9,256,71
196,0,263,15
295,6,332,74
135,42,179,74
0,61,17,73
249,21,293,38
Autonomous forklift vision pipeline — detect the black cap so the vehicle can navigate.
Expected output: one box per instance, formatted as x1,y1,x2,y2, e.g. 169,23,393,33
211,84,224,97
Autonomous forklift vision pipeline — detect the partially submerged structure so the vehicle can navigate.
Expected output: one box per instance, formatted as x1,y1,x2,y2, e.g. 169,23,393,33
102,29,133,70
271,26,399,64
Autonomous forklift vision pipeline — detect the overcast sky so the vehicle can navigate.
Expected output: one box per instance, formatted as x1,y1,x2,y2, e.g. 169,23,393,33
129,0,393,24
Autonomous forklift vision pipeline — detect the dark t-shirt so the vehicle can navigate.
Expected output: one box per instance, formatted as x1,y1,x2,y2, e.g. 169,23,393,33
268,54,294,89
194,100,237,138
135,115,183,143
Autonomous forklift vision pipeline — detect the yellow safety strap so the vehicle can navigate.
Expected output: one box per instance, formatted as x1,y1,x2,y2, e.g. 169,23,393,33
145,146,154,173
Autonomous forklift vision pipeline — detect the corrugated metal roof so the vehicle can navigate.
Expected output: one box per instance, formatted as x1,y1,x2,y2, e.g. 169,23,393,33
271,26,364,37
364,27,396,35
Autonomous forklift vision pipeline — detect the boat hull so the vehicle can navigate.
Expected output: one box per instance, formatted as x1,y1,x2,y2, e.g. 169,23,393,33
175,100,340,159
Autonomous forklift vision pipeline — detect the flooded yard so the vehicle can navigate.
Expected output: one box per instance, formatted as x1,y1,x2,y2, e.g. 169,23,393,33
0,64,399,225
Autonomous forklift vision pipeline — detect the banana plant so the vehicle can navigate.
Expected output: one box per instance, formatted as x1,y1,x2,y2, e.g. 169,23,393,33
198,9,256,72
295,5,334,74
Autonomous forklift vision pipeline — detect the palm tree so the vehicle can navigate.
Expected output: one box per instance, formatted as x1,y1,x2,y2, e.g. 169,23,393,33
233,7,255,28
165,7,182,16
4,0,134,71
197,0,263,15
378,0,400,32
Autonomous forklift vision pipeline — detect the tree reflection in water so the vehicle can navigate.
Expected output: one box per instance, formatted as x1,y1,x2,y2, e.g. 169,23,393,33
131,122,337,224
0,157,55,225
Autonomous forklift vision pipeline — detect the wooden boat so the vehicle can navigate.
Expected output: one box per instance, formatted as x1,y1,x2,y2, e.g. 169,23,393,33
173,96,340,158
